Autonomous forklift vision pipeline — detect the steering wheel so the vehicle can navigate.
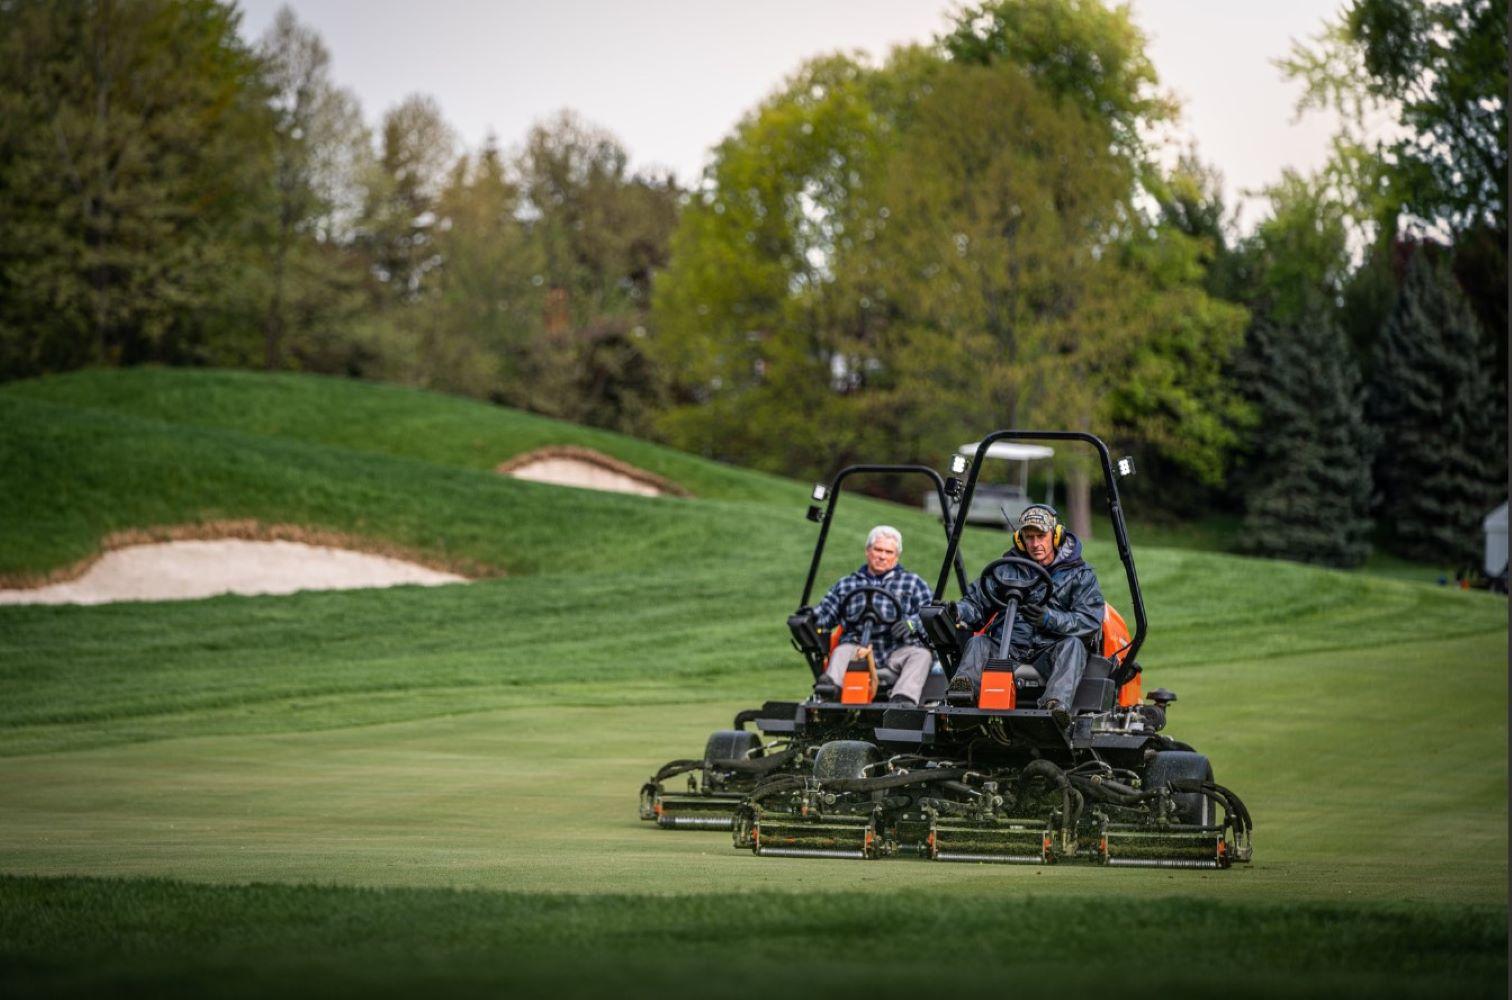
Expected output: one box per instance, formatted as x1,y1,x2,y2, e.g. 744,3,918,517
976,555,1053,610
837,585,904,631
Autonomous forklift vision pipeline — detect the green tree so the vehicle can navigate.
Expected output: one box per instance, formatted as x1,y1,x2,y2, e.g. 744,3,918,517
1367,250,1505,566
412,141,543,400
1284,0,1507,376
1239,309,1375,568
254,5,370,371
0,0,271,378
358,94,456,306
512,111,680,433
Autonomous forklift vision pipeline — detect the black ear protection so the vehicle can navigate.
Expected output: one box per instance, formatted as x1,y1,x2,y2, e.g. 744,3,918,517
1012,504,1064,552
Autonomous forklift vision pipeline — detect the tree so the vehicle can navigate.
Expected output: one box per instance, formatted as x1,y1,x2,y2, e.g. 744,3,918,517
1367,250,1505,566
1239,309,1375,568
1284,0,1507,378
358,94,457,305
255,5,369,371
0,0,272,378
413,141,543,399
511,111,679,433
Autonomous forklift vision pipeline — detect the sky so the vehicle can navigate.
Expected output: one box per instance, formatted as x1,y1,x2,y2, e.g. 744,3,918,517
235,0,1345,232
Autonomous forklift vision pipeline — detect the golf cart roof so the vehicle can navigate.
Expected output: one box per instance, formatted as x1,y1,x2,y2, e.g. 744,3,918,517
959,441,1055,462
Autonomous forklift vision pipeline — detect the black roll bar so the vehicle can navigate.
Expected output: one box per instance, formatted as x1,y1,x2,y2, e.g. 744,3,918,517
799,464,970,608
931,432,1147,665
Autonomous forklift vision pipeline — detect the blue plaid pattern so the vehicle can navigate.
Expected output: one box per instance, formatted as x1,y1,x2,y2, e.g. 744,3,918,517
813,564,933,659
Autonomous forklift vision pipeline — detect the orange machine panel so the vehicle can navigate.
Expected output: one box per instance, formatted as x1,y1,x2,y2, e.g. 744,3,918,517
978,669,1017,710
1103,604,1143,707
840,652,878,704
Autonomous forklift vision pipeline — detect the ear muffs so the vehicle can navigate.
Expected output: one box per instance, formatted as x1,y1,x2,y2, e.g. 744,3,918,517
1012,507,1064,551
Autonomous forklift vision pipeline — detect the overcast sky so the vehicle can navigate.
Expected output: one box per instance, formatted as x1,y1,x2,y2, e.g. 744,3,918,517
235,0,1345,232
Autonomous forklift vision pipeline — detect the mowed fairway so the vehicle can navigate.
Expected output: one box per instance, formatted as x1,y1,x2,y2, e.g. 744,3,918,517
1,370,1506,997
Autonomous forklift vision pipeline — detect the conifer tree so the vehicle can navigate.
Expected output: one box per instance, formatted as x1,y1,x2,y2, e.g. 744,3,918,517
1241,310,1375,567
1368,250,1506,566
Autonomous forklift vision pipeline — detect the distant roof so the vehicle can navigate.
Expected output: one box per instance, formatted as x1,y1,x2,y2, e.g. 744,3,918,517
958,441,1055,461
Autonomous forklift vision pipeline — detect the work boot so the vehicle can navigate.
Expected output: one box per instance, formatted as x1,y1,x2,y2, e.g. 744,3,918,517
1043,698,1071,730
946,675,976,706
812,678,840,702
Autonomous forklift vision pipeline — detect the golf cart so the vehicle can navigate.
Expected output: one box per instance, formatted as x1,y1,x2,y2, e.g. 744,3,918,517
922,440,1054,527
639,432,1253,869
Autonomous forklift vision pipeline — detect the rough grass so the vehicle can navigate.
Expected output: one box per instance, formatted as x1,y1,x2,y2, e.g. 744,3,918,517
1,877,1504,1000
0,368,1505,996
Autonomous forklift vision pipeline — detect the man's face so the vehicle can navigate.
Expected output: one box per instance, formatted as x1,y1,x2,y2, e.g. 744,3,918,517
866,537,899,575
1020,527,1055,566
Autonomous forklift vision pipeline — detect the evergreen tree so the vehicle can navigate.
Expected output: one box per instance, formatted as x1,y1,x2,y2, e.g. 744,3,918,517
1240,311,1375,567
0,0,272,378
1368,250,1506,566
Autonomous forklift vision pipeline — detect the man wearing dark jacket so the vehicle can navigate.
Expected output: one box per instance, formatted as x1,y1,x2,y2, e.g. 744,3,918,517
945,504,1103,727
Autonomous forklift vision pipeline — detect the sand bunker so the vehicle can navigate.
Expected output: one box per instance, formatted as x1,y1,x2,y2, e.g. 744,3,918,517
0,539,467,606
496,446,687,497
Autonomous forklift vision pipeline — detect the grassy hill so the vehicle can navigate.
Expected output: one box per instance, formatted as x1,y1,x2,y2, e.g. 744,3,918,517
0,367,1505,997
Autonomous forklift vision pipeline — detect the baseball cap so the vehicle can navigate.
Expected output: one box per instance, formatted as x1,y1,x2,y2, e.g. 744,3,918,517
1019,505,1058,534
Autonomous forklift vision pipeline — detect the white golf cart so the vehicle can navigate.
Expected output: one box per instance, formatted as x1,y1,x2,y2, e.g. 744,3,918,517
922,441,1056,528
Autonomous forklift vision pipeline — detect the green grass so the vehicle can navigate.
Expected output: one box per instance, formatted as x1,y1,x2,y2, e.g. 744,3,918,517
0,368,1506,997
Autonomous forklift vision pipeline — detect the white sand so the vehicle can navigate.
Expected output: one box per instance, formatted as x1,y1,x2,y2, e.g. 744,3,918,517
0,539,467,606
504,456,663,496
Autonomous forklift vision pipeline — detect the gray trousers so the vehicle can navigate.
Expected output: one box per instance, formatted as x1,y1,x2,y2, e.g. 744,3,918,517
954,635,1087,708
825,643,933,704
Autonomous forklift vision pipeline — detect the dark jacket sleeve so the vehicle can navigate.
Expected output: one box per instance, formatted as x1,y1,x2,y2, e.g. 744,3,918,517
955,578,988,630
1041,566,1104,639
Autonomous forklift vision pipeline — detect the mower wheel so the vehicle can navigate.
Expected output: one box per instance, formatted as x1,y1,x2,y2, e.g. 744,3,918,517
1144,751,1214,826
812,740,879,782
704,729,762,765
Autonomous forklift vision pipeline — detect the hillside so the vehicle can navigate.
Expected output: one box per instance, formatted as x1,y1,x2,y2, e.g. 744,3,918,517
0,368,1505,997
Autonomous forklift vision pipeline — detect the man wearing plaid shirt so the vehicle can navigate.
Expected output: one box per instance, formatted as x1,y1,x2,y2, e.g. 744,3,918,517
812,525,935,705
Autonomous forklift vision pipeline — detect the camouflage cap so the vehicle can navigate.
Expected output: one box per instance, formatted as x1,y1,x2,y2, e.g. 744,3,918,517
1018,505,1059,535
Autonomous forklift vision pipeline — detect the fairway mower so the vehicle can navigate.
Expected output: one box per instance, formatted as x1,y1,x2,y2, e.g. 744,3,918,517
639,464,969,829
640,433,1253,869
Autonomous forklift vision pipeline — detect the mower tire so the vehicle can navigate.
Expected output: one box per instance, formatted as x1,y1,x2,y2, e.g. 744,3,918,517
812,740,879,782
704,729,762,765
1144,751,1214,825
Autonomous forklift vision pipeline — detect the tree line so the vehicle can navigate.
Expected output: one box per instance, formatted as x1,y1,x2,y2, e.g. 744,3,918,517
0,0,1504,572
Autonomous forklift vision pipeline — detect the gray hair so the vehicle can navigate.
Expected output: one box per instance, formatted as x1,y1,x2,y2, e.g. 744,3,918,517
867,525,902,554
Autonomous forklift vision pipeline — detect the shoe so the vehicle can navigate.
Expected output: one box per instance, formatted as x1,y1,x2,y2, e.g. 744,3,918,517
888,693,917,706
946,675,976,706
812,678,840,702
1043,699,1070,730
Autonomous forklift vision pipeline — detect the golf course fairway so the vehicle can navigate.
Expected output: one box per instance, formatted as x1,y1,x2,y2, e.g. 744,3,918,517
1,369,1505,997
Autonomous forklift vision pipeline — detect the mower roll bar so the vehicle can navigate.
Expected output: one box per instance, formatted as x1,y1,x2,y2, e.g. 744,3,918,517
931,431,1148,666
799,464,970,609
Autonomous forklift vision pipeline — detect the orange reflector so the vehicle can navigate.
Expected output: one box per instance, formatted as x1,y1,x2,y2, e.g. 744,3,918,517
979,669,1016,709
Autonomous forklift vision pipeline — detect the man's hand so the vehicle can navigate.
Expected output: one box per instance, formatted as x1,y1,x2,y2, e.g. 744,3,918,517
1020,602,1047,626
889,617,916,641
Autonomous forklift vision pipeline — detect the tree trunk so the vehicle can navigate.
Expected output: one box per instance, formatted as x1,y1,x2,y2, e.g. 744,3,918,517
1067,464,1092,541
